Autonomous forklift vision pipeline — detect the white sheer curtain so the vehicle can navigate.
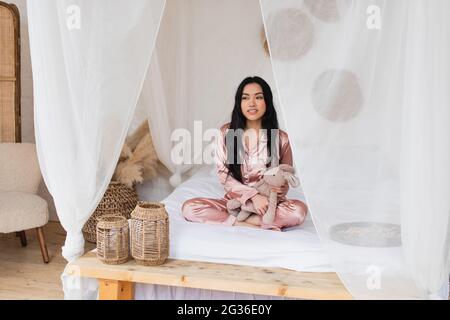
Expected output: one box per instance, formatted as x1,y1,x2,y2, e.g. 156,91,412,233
260,0,450,299
137,0,193,187
27,0,166,262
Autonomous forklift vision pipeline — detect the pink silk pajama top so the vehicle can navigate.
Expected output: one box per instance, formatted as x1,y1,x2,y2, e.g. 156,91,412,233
182,123,308,231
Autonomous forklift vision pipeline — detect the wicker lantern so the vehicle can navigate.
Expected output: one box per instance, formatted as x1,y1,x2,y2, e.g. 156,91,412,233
130,201,169,266
96,215,129,265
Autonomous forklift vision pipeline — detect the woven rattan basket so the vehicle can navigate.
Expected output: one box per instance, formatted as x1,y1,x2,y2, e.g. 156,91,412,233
83,182,138,243
130,201,169,266
96,215,129,265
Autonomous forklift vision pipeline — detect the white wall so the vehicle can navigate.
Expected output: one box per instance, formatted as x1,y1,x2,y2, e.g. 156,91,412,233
186,0,278,129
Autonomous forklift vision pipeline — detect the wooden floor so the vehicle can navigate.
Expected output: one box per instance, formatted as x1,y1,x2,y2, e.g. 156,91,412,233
0,222,95,300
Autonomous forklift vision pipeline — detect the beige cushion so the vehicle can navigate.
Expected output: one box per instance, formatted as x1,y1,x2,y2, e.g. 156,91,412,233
0,191,49,233
0,143,42,193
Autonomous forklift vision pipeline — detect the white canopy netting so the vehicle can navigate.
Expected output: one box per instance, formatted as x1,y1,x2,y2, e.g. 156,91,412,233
27,0,449,299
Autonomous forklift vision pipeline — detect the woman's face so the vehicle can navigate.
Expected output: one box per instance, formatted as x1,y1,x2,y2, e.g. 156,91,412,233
241,83,266,122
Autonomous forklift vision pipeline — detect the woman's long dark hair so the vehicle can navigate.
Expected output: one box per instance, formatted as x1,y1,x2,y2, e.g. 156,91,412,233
225,76,279,183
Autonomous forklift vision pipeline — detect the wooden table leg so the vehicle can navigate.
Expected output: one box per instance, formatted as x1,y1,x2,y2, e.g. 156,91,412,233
98,279,134,300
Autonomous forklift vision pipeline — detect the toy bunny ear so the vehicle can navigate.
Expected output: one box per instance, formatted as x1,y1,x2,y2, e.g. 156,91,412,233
283,171,300,187
278,164,296,174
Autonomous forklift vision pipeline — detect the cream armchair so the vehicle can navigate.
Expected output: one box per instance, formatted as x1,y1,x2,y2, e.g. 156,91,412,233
0,143,50,263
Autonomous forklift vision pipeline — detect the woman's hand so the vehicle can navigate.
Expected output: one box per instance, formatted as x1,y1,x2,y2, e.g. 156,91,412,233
251,193,269,216
271,183,289,196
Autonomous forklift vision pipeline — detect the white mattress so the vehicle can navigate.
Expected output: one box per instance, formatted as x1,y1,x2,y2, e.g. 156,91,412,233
137,165,333,273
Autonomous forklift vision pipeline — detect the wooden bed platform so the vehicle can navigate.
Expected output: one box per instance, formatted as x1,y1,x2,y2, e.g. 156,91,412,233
66,250,352,300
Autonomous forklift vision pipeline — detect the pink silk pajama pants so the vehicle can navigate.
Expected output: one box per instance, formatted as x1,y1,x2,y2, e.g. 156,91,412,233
182,197,308,231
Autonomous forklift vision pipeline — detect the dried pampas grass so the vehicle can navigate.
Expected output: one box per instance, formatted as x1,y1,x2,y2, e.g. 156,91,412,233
113,121,160,188
119,143,133,161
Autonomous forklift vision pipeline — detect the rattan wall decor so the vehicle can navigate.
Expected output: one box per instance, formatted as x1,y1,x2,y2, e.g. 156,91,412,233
0,1,20,143
130,201,169,266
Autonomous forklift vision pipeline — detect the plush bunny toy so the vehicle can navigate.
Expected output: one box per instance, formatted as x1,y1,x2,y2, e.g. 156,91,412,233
227,164,300,225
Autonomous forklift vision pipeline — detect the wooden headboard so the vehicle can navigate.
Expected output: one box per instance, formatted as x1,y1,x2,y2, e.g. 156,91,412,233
0,1,20,143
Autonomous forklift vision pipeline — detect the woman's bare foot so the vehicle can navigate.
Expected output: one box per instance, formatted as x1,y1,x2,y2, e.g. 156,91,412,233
234,214,282,231
234,221,260,229
245,214,262,226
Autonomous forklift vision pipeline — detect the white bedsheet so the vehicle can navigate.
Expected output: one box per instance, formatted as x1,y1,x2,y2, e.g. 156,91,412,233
137,165,333,273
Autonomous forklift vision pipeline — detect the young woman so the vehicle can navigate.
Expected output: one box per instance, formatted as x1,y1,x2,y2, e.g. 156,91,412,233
182,77,308,231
